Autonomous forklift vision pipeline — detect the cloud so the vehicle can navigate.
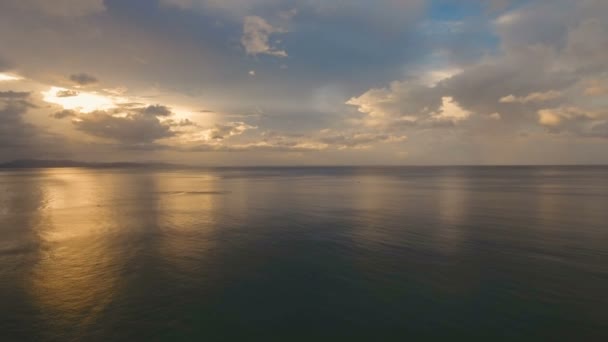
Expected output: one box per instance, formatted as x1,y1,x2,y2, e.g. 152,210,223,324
500,90,563,104
42,86,116,113
319,132,407,150
69,73,99,85
1,0,104,16
52,109,78,119
3,0,608,164
49,101,259,149
241,16,287,57
0,73,22,82
0,91,31,99
171,118,200,127
72,110,177,145
138,104,173,117
260,130,407,151
346,80,441,121
347,86,473,128
345,1,607,138
432,97,472,123
186,141,327,153
536,106,608,139
0,90,65,160
184,128,407,153
538,106,598,127
56,89,80,97
0,94,37,149
53,103,184,145
202,122,256,141
538,109,563,126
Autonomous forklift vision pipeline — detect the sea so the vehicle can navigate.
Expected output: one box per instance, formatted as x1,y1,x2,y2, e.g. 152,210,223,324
1,166,607,341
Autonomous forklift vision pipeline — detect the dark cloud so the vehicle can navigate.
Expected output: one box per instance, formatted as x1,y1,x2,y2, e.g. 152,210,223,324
206,122,255,141
0,91,31,99
0,90,64,160
138,104,172,117
53,103,205,148
56,89,80,97
69,73,98,85
0,105,35,148
72,110,176,144
52,109,78,119
170,118,200,127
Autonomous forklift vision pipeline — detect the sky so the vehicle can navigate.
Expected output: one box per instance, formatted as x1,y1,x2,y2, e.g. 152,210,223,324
0,0,607,165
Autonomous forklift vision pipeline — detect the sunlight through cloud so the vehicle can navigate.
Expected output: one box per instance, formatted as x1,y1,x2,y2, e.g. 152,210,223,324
0,73,22,82
42,86,124,113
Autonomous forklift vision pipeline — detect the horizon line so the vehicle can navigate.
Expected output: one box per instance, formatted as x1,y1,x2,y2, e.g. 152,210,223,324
1,159,608,169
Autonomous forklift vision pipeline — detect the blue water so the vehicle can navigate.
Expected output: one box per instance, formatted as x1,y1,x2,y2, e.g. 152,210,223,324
1,166,607,341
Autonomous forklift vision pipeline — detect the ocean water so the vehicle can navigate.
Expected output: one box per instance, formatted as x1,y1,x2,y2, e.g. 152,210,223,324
0,166,607,341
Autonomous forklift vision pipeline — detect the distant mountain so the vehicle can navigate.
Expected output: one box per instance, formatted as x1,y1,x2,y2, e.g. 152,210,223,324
0,159,178,169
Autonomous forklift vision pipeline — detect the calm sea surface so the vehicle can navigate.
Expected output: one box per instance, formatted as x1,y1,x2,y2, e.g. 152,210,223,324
1,166,607,341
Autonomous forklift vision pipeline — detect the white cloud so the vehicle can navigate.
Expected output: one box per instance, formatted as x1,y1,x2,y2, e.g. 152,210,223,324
432,97,472,123
500,90,562,104
346,80,439,121
241,16,287,57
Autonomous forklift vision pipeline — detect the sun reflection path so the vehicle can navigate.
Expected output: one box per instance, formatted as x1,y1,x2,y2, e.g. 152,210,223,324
29,169,125,339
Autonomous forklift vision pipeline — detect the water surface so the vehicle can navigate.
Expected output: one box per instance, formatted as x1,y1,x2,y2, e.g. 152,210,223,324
1,166,607,341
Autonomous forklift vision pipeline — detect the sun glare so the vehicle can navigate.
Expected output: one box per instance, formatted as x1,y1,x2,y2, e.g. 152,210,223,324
42,86,120,113
0,73,22,81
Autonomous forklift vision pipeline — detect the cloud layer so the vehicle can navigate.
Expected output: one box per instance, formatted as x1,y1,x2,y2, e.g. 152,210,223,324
0,0,607,165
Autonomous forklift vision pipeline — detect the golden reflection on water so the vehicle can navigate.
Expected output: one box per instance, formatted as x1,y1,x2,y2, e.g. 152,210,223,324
25,169,224,336
29,169,125,336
